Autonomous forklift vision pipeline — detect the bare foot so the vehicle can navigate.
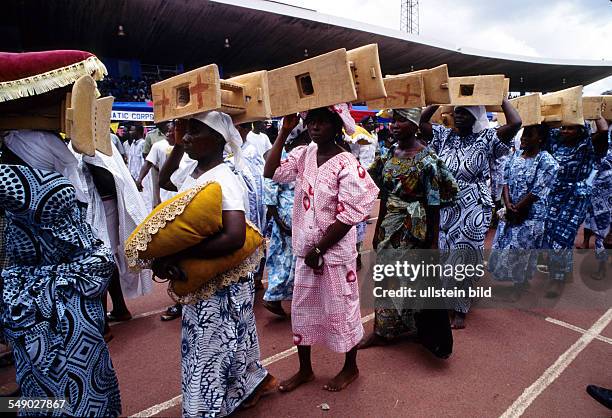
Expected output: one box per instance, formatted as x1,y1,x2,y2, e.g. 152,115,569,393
451,313,466,330
278,370,315,393
323,366,359,392
590,263,606,281
241,373,278,409
357,332,392,350
0,381,20,397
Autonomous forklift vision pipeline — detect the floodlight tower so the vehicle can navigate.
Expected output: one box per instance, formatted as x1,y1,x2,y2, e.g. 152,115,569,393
400,0,419,34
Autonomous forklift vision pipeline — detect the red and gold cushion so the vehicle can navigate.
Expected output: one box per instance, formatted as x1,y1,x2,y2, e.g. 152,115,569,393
0,50,106,103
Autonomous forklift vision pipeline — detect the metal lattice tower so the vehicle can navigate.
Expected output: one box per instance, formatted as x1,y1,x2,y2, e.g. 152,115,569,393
400,0,419,34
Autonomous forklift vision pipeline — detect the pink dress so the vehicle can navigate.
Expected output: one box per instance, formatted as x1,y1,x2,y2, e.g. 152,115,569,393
273,143,379,352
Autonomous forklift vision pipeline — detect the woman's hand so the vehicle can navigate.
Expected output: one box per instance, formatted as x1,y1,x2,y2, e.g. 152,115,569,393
281,114,300,133
304,247,323,270
268,205,292,236
277,218,292,236
152,256,186,281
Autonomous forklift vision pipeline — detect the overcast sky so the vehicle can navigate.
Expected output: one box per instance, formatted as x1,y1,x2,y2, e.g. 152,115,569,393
282,0,612,94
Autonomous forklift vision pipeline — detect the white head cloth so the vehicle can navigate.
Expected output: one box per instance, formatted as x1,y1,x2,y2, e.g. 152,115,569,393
456,105,489,134
192,111,244,170
3,130,88,202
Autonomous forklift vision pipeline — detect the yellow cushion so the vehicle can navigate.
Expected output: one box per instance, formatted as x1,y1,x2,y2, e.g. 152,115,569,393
171,223,263,297
125,180,265,301
125,181,223,262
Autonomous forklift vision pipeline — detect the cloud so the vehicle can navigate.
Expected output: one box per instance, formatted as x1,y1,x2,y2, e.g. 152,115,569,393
281,0,612,91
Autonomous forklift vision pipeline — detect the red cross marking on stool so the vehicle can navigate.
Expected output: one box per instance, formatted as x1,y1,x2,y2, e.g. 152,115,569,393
158,89,170,118
190,75,209,108
389,84,420,104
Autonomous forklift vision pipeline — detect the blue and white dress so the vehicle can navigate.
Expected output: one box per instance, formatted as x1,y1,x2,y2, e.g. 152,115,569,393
170,162,268,417
543,127,601,280
0,164,121,417
430,125,511,313
240,143,266,231
489,150,559,282
263,148,297,302
584,127,612,261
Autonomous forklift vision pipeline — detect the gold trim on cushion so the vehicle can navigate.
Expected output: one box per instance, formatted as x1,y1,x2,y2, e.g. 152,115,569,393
168,226,265,304
0,56,107,103
125,181,217,269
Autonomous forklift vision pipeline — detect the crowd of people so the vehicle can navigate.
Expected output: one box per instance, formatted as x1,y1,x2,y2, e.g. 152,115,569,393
97,74,162,102
1,87,611,415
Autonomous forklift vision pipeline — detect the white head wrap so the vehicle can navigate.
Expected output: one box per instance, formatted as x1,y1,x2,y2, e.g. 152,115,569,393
3,130,88,202
191,111,244,170
456,105,489,134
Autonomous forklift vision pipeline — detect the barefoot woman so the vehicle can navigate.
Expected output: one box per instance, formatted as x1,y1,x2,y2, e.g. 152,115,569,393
264,106,379,392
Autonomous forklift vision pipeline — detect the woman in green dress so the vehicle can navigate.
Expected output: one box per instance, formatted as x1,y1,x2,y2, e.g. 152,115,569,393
359,108,459,358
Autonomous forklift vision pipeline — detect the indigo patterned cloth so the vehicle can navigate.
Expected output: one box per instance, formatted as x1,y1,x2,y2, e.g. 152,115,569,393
263,148,296,302
489,150,559,282
0,164,120,417
543,128,600,280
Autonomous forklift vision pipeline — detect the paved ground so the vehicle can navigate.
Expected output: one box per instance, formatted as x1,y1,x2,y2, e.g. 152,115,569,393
1,208,611,417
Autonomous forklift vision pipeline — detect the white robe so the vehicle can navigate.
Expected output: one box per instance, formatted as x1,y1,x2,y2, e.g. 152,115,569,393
128,138,153,210
72,142,153,299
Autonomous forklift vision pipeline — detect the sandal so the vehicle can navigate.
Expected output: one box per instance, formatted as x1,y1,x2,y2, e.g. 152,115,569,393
107,311,133,322
263,301,286,317
160,304,182,321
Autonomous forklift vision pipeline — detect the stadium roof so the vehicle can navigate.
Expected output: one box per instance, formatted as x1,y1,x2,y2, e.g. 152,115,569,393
4,0,612,92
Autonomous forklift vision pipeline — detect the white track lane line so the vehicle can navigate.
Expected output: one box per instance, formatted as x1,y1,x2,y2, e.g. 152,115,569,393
130,312,375,417
545,317,612,345
500,309,612,418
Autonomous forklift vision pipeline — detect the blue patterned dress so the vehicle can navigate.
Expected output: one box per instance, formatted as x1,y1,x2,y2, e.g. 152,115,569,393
0,164,120,417
584,128,612,261
543,128,600,280
240,143,266,231
489,150,559,282
263,148,296,302
430,125,511,313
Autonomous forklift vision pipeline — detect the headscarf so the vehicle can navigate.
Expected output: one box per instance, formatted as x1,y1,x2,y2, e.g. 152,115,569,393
3,129,88,202
360,115,376,125
301,103,356,135
392,108,422,127
376,108,422,127
191,111,244,170
455,105,489,134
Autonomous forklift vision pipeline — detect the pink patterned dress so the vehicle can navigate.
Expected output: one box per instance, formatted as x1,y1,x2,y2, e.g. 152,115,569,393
273,143,379,352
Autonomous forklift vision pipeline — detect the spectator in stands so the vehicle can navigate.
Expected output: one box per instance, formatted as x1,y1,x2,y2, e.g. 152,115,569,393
97,74,162,102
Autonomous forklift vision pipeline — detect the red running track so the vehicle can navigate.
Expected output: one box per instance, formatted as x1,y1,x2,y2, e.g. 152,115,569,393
1,215,610,417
